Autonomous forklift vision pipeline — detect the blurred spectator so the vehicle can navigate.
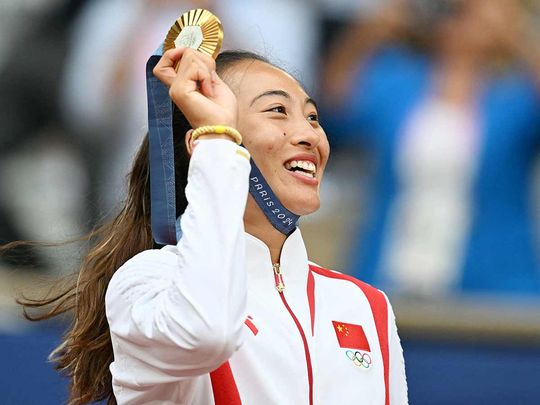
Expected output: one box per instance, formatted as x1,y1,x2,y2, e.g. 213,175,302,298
0,0,88,272
321,0,540,296
61,0,211,218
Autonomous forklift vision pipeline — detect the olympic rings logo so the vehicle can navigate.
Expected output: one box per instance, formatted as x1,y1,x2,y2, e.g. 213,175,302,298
345,350,372,369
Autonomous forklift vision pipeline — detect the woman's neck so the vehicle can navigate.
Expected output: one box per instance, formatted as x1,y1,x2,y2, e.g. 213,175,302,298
244,196,287,264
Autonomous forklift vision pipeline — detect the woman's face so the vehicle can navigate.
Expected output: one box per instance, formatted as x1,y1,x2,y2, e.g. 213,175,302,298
225,61,330,216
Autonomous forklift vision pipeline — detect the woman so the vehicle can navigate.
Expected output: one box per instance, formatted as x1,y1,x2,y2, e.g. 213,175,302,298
18,47,407,404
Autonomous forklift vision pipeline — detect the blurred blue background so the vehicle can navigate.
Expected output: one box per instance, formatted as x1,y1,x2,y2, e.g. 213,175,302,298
1,0,540,403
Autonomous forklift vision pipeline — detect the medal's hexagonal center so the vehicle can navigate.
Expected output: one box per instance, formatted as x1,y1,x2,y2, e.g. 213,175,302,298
175,25,204,50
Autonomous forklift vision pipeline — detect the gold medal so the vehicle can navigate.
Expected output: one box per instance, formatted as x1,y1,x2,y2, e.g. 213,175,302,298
163,9,223,60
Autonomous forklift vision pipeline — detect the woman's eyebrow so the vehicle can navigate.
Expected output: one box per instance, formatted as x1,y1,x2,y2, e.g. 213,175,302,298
250,89,290,106
250,90,318,110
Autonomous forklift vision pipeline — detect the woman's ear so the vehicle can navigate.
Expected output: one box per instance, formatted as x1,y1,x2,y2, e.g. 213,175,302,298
185,129,194,155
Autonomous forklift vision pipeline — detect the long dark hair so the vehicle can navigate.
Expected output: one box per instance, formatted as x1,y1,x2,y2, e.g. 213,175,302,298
10,50,270,405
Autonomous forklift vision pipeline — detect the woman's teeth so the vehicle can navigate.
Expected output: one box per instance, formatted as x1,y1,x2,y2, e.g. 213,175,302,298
295,170,315,178
285,160,316,178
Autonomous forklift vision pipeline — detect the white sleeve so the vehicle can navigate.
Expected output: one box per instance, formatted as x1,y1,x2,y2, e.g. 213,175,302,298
385,295,409,405
105,139,251,387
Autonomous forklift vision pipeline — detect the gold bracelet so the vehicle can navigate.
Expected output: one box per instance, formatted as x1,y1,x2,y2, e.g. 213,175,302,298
191,125,242,145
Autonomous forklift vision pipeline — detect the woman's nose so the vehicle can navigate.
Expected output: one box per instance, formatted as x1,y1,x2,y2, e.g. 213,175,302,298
289,119,320,149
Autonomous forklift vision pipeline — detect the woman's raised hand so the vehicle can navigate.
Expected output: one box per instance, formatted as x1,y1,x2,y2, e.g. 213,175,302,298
153,47,238,130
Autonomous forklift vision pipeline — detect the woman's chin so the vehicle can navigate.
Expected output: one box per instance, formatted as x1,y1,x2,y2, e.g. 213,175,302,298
286,197,320,217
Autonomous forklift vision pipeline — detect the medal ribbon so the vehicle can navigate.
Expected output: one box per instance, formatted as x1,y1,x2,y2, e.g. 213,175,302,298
146,46,178,245
248,162,299,235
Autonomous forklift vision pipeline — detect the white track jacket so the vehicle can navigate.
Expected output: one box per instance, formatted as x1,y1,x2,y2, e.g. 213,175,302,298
106,139,408,404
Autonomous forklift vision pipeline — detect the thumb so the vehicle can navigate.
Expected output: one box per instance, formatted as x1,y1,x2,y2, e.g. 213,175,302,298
211,70,224,86
210,70,232,97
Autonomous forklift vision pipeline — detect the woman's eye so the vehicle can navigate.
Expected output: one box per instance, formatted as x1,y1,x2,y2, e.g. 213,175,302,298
266,106,286,114
307,113,319,122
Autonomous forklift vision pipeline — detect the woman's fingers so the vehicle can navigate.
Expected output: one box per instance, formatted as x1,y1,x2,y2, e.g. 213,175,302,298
184,49,217,76
170,57,214,103
193,58,215,97
152,47,187,87
209,70,230,99
154,47,236,129
177,50,217,96
153,47,217,89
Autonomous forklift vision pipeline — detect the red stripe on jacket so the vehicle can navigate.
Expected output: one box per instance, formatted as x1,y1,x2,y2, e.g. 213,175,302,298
210,362,242,405
307,270,316,336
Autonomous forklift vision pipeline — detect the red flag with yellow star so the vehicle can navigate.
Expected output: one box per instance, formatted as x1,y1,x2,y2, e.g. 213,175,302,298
332,321,371,351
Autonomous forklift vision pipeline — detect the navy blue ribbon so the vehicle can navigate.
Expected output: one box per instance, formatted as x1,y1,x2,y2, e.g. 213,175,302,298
146,46,178,245
248,162,299,235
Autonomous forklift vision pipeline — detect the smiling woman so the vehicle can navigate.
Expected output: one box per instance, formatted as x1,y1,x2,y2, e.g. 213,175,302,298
233,60,329,223
17,47,407,405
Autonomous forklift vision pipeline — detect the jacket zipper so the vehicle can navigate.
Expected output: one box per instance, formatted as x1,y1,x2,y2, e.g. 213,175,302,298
272,263,285,293
273,263,314,405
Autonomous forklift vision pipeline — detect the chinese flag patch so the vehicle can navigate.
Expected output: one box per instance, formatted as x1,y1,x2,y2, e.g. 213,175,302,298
332,321,371,352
